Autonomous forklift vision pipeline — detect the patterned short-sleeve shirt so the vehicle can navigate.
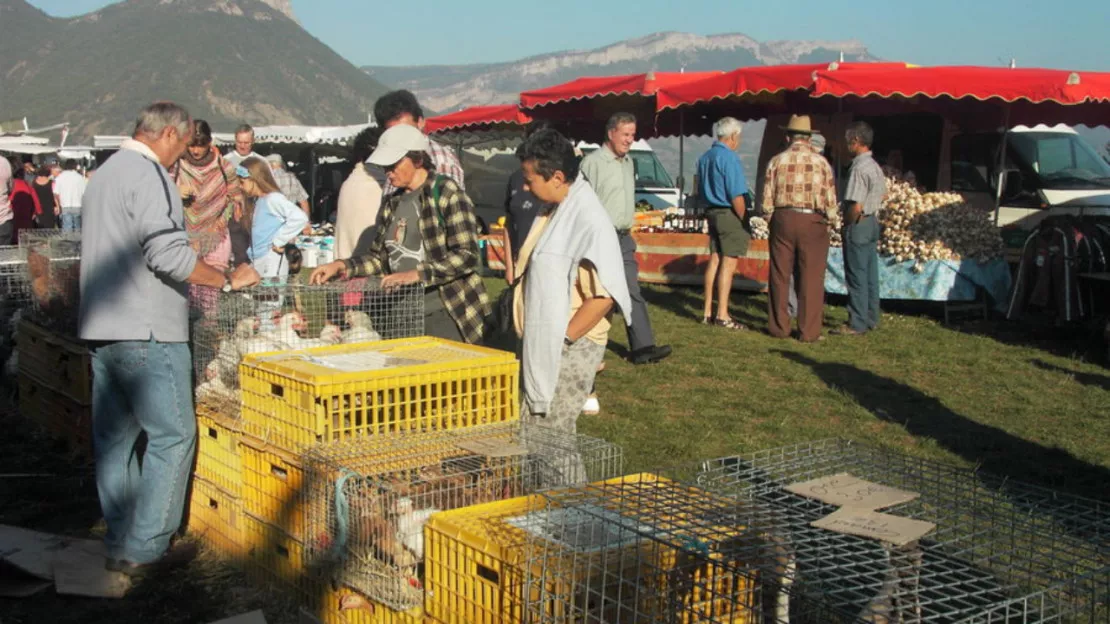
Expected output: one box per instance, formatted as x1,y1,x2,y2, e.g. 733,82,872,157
760,141,838,220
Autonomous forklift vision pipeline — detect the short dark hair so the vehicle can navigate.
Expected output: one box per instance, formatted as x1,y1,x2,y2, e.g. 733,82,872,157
406,150,434,171
846,121,874,148
606,112,637,133
350,126,382,165
524,120,554,139
374,90,424,127
21,155,33,165
516,128,578,182
235,123,254,136
63,159,78,170
35,165,52,177
191,119,213,146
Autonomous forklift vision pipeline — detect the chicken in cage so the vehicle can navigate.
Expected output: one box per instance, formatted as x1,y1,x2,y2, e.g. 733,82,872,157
301,422,624,612
689,439,1110,624
20,230,81,335
191,279,424,413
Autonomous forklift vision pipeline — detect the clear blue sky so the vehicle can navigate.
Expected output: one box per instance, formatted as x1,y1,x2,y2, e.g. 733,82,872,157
27,0,1110,70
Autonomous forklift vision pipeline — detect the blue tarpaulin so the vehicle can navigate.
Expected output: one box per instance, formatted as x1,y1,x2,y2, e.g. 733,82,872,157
825,248,1013,311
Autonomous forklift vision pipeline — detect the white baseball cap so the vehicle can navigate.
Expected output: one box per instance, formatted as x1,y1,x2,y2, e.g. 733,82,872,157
368,124,430,167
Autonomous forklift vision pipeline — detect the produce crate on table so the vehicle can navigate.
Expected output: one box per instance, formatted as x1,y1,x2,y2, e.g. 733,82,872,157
15,318,92,404
19,229,81,335
194,404,243,496
301,422,623,612
239,336,519,451
518,474,762,624
191,279,424,416
687,438,1110,623
17,372,92,458
187,473,245,558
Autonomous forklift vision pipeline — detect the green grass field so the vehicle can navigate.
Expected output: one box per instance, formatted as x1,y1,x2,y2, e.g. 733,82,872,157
2,280,1107,623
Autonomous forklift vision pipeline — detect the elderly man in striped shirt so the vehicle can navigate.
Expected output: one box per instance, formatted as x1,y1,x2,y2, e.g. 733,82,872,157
761,115,838,343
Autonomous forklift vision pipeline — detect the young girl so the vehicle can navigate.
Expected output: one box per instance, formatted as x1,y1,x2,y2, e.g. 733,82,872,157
236,157,308,283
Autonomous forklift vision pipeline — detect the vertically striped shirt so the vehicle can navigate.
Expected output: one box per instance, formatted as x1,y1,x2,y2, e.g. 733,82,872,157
845,151,887,217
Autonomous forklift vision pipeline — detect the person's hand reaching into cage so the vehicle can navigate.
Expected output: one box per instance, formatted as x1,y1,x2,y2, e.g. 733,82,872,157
310,260,349,284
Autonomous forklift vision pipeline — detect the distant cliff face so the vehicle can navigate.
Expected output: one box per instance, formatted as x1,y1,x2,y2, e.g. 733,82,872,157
0,0,383,139
362,31,876,113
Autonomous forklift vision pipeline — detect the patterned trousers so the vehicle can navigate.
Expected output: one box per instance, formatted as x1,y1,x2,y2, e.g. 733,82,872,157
522,338,606,486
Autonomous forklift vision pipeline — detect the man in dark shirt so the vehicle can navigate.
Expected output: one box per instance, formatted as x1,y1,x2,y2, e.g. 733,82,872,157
502,168,539,284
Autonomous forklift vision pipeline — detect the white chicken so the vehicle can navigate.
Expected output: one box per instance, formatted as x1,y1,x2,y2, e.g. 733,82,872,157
394,497,438,562
215,318,260,387
288,323,343,349
257,311,307,348
196,358,234,404
342,310,381,344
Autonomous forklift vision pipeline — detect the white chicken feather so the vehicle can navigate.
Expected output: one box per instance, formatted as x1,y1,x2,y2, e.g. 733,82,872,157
342,311,381,344
394,497,438,562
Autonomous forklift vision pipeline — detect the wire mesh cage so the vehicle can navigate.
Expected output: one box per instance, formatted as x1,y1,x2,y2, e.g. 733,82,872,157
0,245,30,380
19,229,81,335
191,278,424,415
685,438,1110,623
301,422,624,612
520,442,1110,624
519,474,776,624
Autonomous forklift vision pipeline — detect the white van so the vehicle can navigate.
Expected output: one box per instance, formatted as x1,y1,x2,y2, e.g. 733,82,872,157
577,140,682,210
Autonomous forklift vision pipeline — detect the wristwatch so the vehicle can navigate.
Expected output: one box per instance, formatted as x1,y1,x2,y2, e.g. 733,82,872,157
564,335,574,346
221,278,233,293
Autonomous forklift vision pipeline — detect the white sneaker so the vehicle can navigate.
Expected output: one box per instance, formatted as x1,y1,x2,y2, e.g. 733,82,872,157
582,395,600,415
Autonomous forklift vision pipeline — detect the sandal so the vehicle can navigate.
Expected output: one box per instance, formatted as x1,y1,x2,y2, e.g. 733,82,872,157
701,317,714,325
715,318,746,330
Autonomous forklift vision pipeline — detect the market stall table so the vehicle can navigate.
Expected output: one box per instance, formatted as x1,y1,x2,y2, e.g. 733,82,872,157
825,247,1013,320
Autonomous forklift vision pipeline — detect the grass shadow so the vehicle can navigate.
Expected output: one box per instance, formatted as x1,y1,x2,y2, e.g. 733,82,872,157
1030,359,1110,391
773,349,1110,502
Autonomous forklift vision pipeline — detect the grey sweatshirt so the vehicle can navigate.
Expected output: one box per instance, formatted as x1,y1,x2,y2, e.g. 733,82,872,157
522,176,632,414
78,140,198,342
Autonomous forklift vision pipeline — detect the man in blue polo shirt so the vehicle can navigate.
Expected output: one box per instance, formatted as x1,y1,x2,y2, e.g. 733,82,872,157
697,117,750,330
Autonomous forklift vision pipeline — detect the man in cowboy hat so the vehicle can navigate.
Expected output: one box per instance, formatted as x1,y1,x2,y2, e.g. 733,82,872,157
761,115,838,342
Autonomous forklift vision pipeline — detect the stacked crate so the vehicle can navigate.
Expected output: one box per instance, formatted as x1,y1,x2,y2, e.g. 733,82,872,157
232,337,523,620
15,318,93,458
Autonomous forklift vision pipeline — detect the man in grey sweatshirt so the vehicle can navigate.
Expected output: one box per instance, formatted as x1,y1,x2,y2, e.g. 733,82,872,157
79,102,258,576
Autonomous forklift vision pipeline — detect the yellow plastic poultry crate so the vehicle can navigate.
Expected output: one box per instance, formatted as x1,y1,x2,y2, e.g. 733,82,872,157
242,511,315,599
187,474,245,558
310,584,426,624
425,474,757,624
195,406,243,497
239,337,519,451
18,372,92,459
16,318,93,405
240,435,307,541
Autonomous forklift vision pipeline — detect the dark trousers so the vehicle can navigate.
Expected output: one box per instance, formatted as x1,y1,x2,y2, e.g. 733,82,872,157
844,215,881,331
768,211,829,342
617,231,656,352
0,220,12,245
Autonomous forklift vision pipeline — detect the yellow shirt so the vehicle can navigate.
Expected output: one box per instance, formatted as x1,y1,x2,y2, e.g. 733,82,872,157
513,215,611,345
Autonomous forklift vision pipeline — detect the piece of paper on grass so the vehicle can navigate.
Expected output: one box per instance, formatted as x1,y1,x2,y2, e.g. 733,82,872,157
812,508,936,547
784,472,919,510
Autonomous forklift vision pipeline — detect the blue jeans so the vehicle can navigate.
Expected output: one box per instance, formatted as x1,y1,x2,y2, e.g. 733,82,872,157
61,213,81,232
91,339,196,564
844,215,881,331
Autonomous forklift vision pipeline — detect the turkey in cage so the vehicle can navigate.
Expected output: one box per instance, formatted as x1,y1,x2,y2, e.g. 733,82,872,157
192,279,424,411
20,231,81,334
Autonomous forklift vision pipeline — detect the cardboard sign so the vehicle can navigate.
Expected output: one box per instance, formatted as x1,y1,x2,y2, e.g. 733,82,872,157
52,548,130,598
784,473,919,510
207,611,269,624
455,438,528,458
812,508,936,547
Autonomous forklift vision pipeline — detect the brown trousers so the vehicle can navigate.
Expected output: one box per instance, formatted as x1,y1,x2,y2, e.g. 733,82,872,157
768,210,829,341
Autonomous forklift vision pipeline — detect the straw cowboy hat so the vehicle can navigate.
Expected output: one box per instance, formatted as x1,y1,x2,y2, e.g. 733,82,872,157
780,114,815,135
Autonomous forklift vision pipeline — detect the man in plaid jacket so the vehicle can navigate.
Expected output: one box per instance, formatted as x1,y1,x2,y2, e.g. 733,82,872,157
311,124,490,344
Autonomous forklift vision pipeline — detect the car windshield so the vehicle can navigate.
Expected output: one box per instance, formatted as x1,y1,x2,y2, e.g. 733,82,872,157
630,151,674,188
1008,132,1110,190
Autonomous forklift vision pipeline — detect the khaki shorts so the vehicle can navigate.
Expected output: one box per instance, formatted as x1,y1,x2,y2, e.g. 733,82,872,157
707,208,751,257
